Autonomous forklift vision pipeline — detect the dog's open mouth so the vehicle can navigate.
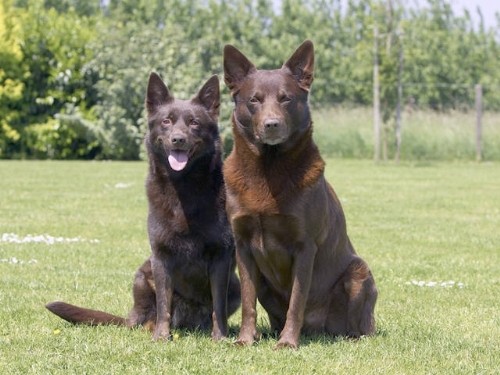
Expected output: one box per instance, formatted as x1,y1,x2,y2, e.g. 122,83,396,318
168,150,189,171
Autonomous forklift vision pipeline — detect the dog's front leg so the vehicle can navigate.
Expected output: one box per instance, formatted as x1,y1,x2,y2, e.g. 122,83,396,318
276,241,316,349
235,243,260,346
209,255,231,340
151,253,173,341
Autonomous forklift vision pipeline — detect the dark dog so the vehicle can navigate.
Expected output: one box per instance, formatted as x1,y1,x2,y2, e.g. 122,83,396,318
46,73,240,341
223,41,377,349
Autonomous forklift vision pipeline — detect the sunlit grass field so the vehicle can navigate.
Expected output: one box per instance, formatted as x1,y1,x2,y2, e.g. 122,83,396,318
0,160,498,374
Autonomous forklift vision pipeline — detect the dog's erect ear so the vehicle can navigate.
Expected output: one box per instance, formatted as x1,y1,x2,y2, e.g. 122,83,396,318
146,72,173,114
193,75,220,118
223,45,256,94
283,40,315,91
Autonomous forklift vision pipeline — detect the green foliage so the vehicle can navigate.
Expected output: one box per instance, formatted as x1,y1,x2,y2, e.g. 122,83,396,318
83,18,211,159
1,0,500,159
22,105,102,159
0,0,24,157
2,0,96,158
0,160,498,373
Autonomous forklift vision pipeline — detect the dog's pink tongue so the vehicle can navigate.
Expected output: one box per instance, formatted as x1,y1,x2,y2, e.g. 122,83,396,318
168,150,188,171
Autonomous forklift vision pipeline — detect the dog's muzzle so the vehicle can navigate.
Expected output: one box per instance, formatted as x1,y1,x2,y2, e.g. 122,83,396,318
259,118,288,145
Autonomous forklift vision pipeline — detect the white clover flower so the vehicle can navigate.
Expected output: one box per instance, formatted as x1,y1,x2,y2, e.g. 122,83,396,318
0,257,37,265
407,279,465,289
1,233,99,245
114,182,132,189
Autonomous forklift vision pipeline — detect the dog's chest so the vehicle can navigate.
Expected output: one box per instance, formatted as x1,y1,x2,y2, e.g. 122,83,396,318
233,214,303,290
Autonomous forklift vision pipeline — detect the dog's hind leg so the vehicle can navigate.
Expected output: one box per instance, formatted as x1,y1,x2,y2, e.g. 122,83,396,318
209,254,237,340
343,258,377,337
257,282,287,334
325,280,348,336
358,271,377,335
127,260,157,330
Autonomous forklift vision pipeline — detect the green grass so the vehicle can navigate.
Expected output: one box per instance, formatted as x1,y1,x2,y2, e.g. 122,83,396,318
0,160,499,374
313,107,500,161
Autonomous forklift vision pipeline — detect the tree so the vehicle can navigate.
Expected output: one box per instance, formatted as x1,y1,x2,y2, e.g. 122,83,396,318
2,0,97,158
1,0,500,160
84,17,211,159
0,0,24,157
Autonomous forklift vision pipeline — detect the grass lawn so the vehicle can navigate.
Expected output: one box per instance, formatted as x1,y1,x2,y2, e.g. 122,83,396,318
312,108,500,161
0,160,498,374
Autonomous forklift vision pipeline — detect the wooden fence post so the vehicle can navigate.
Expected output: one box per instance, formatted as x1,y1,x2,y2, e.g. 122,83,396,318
475,84,482,162
373,25,381,162
395,30,404,163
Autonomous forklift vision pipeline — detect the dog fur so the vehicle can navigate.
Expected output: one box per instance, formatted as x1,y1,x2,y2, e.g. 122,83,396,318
223,40,377,349
46,73,240,341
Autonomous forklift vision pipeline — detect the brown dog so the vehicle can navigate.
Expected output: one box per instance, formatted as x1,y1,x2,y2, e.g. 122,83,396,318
223,40,377,349
46,73,240,341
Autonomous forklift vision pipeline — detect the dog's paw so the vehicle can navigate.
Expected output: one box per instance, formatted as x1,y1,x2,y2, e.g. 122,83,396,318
211,330,227,341
275,338,299,350
152,329,172,342
275,331,299,349
234,337,254,346
346,330,361,339
234,330,261,346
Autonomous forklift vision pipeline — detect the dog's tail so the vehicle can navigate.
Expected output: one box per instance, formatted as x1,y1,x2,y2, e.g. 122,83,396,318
46,301,127,326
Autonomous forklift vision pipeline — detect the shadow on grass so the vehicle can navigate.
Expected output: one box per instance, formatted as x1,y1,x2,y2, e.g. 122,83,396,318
299,326,389,347
256,324,389,347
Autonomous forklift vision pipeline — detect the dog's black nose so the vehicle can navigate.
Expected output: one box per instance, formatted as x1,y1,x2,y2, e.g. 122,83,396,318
171,134,186,145
264,119,280,129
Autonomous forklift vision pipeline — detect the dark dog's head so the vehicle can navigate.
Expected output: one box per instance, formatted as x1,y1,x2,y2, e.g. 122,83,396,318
145,73,220,174
223,41,314,152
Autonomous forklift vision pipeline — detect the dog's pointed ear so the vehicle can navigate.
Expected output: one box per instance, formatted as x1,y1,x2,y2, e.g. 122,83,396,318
193,75,220,118
146,72,173,114
223,45,256,94
283,40,314,91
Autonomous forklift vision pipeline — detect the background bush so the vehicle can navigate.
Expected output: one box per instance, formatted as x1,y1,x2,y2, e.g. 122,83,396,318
0,0,499,160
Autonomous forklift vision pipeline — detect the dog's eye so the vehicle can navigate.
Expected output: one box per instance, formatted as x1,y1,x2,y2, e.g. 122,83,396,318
190,119,199,127
249,96,260,104
161,118,172,128
279,95,291,103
